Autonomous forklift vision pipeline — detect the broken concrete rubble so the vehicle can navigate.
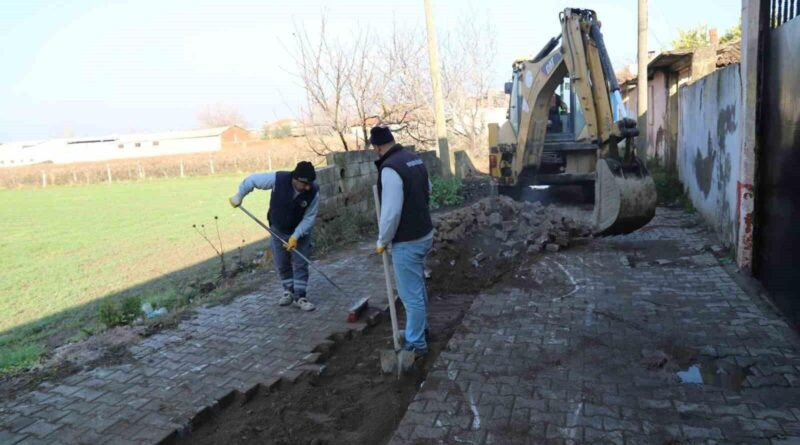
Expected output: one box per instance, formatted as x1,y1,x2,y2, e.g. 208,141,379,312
431,196,590,251
427,196,592,294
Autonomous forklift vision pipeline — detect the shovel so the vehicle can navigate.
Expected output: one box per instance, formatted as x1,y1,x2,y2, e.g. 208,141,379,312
236,205,366,311
372,186,415,378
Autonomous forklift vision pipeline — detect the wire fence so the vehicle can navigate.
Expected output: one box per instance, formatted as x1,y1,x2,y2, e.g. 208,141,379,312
0,143,326,189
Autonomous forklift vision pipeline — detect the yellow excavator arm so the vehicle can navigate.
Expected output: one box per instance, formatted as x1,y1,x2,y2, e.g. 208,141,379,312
490,8,656,235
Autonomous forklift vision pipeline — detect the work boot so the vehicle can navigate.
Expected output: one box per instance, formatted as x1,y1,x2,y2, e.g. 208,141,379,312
293,297,315,312
278,290,294,306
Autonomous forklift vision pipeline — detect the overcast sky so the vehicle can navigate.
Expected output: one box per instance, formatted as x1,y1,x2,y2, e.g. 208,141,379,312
0,0,741,141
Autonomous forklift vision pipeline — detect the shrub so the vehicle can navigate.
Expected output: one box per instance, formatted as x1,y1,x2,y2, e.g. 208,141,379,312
430,175,464,210
646,161,694,211
313,209,377,255
98,296,142,328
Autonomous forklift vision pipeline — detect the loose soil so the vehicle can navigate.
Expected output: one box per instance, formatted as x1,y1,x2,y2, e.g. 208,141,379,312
171,293,476,445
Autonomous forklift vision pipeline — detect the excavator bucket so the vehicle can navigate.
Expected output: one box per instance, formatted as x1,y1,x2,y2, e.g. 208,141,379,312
593,158,657,235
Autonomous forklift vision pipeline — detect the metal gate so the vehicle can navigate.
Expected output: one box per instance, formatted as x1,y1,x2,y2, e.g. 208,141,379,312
754,0,800,326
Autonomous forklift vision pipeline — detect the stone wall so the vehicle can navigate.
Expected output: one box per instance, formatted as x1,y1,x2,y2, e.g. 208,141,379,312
677,64,743,248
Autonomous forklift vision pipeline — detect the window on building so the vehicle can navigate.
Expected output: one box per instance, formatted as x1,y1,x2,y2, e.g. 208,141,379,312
135,142,141,148
153,141,159,146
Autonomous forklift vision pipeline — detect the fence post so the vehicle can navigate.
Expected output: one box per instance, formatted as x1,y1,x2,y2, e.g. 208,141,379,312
106,165,112,184
269,152,273,171
72,171,78,184
180,160,185,178
209,158,215,174
41,170,47,188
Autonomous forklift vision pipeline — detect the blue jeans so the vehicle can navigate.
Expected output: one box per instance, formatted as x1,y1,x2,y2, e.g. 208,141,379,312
391,232,433,354
270,229,312,297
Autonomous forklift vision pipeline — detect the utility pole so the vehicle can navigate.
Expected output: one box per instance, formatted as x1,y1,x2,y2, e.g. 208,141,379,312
637,0,648,157
424,0,452,177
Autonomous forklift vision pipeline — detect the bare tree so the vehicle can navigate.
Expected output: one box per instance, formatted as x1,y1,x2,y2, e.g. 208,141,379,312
441,10,497,156
379,23,436,146
289,18,357,154
345,30,381,150
197,103,247,128
289,11,497,156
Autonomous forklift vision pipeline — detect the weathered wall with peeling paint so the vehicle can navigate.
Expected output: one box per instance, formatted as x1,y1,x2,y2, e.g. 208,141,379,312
677,65,743,248
647,71,669,163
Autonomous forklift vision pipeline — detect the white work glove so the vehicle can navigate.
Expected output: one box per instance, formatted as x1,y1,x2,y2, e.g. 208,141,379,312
229,193,243,208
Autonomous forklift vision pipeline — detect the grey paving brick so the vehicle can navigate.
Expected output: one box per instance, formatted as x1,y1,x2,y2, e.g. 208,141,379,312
0,430,25,445
0,242,395,444
19,420,60,438
390,209,800,444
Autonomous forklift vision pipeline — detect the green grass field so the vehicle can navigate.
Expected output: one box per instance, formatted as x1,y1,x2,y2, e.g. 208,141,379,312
0,174,272,370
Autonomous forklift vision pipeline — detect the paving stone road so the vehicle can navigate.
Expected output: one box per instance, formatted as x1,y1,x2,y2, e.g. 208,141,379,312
0,243,385,445
390,209,800,444
3,208,799,445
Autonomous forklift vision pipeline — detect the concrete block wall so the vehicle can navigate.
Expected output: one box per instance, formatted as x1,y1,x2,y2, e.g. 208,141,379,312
317,148,442,220
318,150,379,219
417,150,441,177
454,150,478,177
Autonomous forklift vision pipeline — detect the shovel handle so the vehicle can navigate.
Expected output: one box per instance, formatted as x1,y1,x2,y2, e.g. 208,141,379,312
373,186,401,351
237,205,351,299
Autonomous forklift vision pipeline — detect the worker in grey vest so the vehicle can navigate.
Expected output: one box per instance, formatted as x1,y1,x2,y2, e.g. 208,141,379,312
372,126,434,357
229,162,319,311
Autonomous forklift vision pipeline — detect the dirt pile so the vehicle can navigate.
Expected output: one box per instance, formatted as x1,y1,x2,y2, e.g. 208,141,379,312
427,196,592,294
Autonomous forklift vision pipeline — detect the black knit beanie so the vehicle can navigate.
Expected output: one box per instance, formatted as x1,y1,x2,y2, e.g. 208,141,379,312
291,161,316,183
369,126,394,146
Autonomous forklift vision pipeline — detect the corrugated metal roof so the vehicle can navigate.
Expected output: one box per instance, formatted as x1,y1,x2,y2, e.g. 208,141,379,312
648,50,694,73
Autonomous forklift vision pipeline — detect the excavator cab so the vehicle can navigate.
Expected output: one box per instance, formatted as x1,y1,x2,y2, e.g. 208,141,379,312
489,7,656,235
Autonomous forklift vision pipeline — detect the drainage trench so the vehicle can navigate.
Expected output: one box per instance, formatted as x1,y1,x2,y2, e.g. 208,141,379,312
166,292,477,445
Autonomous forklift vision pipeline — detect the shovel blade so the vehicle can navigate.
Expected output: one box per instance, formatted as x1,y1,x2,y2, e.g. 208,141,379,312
379,349,416,374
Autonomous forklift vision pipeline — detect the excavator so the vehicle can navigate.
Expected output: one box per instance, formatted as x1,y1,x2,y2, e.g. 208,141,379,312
488,8,657,235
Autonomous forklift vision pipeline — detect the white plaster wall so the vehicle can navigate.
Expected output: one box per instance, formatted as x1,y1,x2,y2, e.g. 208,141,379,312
677,64,743,248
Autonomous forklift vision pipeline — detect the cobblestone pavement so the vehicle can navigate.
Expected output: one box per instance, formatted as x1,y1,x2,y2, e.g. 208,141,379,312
390,209,800,444
0,243,385,445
